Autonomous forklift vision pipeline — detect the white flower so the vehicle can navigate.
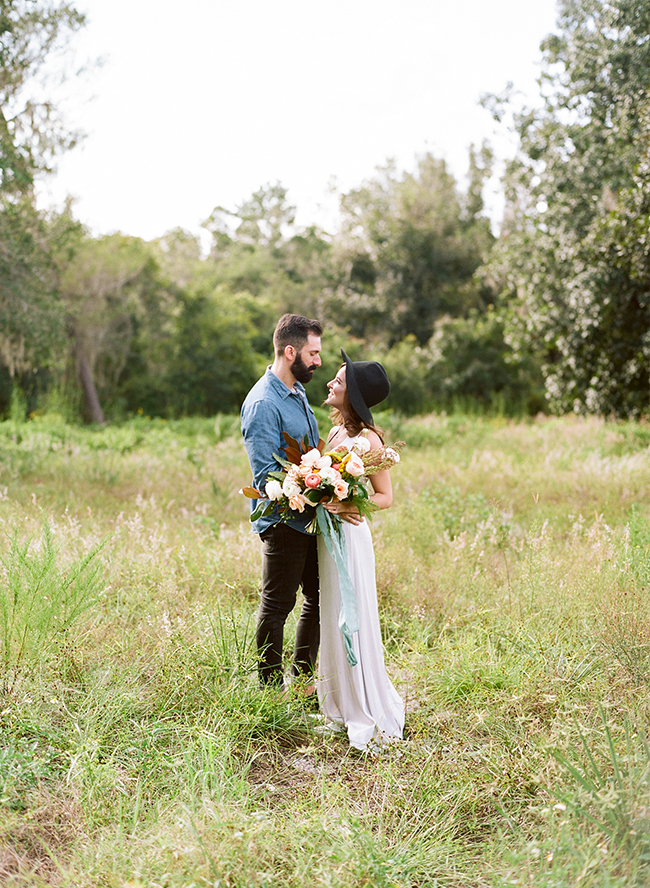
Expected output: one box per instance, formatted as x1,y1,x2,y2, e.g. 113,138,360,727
282,476,301,498
353,437,371,454
265,479,283,501
385,447,400,463
300,448,322,468
319,466,338,483
314,454,332,471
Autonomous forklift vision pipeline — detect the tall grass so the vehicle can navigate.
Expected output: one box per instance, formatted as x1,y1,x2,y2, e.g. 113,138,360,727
1,412,650,885
0,522,105,694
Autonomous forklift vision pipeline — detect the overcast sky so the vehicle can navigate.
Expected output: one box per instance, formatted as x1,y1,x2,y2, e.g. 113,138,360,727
39,0,560,242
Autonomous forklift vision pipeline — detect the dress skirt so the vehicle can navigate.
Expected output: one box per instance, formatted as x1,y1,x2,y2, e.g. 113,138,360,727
317,518,404,751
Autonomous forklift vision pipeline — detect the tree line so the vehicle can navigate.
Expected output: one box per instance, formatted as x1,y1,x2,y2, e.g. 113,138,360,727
3,0,650,422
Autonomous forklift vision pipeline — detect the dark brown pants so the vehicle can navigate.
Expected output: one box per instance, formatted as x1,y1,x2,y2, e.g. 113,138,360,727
257,523,320,686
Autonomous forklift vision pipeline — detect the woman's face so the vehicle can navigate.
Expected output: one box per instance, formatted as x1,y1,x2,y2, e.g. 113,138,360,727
325,365,346,410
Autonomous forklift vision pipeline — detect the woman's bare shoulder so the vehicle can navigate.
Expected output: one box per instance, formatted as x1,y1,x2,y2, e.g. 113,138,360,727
365,429,383,450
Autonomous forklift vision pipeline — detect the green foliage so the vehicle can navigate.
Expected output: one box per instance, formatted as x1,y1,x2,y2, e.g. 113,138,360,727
0,1,85,386
116,286,265,418
0,0,86,194
0,415,649,883
0,199,65,375
335,152,495,345
427,311,544,413
0,522,105,692
553,709,650,863
487,0,650,417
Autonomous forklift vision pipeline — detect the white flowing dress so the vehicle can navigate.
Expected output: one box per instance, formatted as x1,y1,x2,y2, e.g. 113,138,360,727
317,434,405,751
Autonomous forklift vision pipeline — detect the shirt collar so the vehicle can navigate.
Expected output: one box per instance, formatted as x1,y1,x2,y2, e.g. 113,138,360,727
265,366,307,400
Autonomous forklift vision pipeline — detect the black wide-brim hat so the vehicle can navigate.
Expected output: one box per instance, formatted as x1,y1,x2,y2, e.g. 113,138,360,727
340,348,390,425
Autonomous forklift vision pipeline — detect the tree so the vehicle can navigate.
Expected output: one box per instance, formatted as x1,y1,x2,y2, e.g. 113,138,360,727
0,201,63,375
487,0,650,416
204,183,337,330
334,151,495,345
0,0,85,195
54,225,170,423
0,0,85,388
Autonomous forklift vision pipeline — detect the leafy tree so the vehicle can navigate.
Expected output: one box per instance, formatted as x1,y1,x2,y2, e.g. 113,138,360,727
0,201,63,376
54,225,171,423
0,0,85,391
204,184,338,331
1,0,84,194
161,287,264,416
487,0,650,416
334,151,495,345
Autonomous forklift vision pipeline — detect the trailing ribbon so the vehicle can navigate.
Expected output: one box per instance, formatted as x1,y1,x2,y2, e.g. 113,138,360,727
316,505,359,667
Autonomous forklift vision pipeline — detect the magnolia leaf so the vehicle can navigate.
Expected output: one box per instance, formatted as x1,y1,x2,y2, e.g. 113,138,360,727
272,452,293,468
282,431,300,451
241,486,262,498
250,501,275,521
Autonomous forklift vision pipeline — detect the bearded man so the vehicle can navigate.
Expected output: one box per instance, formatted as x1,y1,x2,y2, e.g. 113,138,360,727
240,313,323,689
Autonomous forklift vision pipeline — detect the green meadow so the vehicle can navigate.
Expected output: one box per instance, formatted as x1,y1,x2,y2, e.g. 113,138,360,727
1,411,650,887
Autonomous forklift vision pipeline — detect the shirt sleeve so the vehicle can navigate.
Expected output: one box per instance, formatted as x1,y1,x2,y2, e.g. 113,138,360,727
241,397,286,491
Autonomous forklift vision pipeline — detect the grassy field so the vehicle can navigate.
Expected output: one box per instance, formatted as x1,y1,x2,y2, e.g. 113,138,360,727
1,410,650,887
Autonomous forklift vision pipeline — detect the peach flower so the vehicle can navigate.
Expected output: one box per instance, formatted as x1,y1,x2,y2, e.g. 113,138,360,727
345,453,365,477
289,493,307,512
333,479,349,499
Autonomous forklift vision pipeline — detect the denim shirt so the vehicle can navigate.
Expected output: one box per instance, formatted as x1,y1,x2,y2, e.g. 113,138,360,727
240,368,320,534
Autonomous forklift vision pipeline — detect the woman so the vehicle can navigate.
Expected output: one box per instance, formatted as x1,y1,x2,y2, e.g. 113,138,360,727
317,349,404,752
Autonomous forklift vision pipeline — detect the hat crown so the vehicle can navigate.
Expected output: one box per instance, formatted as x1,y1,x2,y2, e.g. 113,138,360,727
340,349,390,424
354,361,390,408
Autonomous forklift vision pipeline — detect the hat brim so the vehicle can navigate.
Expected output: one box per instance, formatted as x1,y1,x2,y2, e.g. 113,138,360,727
340,348,374,425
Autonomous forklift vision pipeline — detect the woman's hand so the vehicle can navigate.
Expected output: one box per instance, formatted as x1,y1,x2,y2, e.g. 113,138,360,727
323,500,364,525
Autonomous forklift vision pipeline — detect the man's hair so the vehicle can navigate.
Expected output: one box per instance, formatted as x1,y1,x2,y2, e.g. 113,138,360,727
273,313,323,356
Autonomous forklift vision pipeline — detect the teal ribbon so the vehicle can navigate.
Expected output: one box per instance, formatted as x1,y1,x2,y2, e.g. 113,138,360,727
316,505,359,667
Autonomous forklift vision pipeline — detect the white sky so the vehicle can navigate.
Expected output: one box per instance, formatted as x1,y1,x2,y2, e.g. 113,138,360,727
39,0,559,242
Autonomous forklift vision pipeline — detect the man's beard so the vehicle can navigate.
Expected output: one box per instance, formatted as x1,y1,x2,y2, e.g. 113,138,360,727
291,352,315,384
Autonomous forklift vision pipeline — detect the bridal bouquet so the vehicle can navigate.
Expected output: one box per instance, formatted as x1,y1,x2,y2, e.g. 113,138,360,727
241,431,402,667
241,432,402,525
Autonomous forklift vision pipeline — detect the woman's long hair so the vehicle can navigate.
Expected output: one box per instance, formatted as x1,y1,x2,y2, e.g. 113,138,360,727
329,390,384,443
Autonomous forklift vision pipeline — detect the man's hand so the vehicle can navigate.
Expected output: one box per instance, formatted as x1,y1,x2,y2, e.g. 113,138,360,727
323,501,364,526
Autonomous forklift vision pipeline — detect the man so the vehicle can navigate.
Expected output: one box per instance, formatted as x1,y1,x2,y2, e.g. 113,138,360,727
241,313,323,688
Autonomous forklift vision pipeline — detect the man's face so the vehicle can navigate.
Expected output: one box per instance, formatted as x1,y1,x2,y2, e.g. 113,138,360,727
290,334,322,384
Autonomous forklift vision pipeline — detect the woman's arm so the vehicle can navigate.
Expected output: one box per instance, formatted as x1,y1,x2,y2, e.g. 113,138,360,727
366,430,392,510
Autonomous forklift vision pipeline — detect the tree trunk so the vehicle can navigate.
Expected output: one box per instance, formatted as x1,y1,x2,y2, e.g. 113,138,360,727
76,349,105,424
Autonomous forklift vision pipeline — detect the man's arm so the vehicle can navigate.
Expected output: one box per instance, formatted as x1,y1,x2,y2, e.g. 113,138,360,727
241,398,284,491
